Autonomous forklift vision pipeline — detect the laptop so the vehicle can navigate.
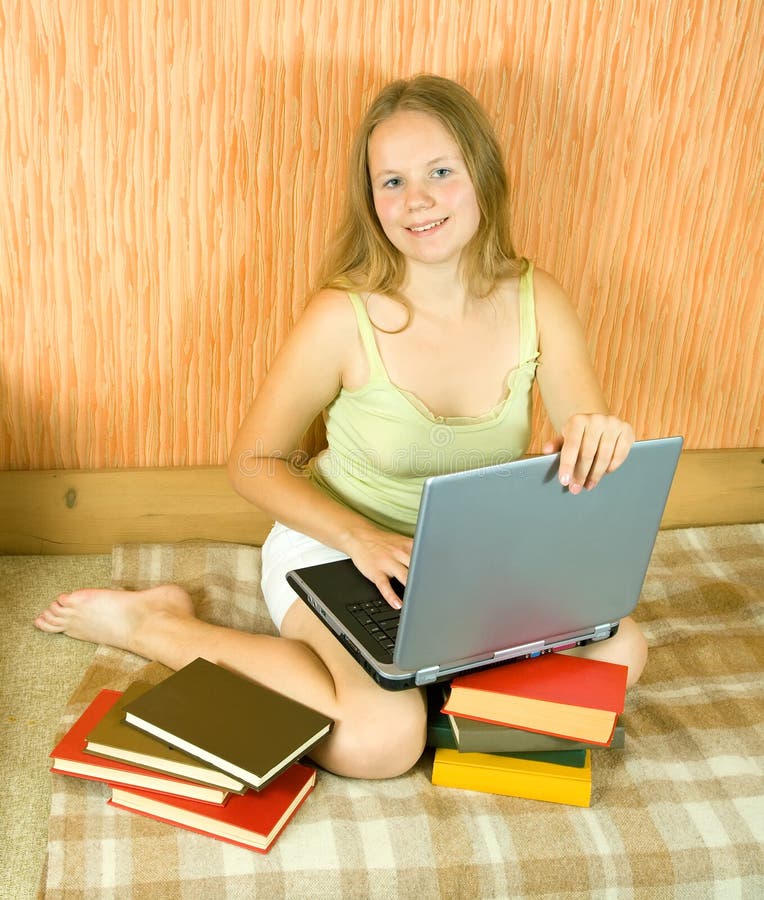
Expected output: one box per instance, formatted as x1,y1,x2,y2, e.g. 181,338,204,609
286,436,683,690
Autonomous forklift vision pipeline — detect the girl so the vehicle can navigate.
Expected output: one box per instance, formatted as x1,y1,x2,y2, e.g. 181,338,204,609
35,75,645,779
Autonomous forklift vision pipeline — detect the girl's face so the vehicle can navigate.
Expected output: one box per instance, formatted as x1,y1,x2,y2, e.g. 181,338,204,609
367,110,481,271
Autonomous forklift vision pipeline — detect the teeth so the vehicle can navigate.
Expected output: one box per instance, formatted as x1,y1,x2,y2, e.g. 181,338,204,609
409,218,445,232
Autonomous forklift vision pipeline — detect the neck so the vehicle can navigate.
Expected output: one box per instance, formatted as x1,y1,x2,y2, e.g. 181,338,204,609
402,260,470,317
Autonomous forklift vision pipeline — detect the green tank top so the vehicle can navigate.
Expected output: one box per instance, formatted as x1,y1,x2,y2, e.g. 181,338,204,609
308,264,539,536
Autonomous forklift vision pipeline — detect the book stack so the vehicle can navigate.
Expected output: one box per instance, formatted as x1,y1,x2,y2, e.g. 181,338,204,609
49,657,334,852
428,653,628,807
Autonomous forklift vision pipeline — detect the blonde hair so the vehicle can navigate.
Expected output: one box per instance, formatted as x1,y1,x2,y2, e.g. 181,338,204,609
315,74,527,302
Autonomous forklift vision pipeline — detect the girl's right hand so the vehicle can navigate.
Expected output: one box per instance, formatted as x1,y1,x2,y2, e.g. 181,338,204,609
341,524,414,609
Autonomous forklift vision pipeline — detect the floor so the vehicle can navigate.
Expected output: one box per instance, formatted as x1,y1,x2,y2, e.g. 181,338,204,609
0,554,111,900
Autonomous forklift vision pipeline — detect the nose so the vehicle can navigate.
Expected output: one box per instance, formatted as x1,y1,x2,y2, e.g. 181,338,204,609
405,182,434,211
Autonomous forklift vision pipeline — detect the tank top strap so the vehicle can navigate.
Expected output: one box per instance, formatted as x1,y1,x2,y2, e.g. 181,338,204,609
347,292,388,380
517,262,540,363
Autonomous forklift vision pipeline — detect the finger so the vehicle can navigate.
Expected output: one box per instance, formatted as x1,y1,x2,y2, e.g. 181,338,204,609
584,426,634,489
573,425,607,488
558,419,586,487
542,436,563,455
605,430,634,473
561,430,599,494
374,575,403,610
371,555,410,608
391,545,412,572
583,437,615,489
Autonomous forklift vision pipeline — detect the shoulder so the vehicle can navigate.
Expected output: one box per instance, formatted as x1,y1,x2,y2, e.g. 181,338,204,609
291,289,359,346
528,267,583,334
530,267,569,307
281,289,370,388
300,288,357,327
494,265,570,317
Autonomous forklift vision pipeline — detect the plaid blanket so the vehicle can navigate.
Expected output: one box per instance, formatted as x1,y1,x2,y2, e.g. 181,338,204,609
42,525,764,898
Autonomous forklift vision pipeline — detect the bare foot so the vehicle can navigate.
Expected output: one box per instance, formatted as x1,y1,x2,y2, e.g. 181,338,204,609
33,584,194,655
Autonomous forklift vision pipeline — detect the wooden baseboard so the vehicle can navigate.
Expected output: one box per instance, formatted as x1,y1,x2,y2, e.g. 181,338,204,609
0,449,761,555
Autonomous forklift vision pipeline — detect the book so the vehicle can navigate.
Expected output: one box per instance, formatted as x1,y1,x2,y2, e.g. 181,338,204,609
123,657,334,789
431,748,592,807
426,702,458,750
448,709,626,753
50,690,229,803
428,704,591,766
442,653,628,746
85,682,246,793
497,748,587,767
109,762,316,853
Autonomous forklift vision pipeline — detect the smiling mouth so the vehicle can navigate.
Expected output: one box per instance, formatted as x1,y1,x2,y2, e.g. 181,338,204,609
407,217,447,233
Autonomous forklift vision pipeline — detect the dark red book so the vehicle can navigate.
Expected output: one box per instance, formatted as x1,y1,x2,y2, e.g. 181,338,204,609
442,653,628,746
50,690,229,803
108,763,316,853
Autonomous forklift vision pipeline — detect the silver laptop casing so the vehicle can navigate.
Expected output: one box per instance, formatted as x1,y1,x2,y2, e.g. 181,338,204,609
287,436,683,689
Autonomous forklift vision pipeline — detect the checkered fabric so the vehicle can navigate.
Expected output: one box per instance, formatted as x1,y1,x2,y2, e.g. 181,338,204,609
42,525,764,898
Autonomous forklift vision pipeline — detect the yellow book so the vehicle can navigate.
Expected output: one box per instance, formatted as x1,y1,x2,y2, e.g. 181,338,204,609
431,748,592,807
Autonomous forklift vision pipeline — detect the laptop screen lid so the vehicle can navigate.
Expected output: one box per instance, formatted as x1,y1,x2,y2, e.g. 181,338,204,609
287,436,683,689
393,436,683,672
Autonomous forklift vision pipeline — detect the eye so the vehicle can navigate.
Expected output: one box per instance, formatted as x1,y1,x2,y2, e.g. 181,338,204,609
381,177,402,189
432,167,452,178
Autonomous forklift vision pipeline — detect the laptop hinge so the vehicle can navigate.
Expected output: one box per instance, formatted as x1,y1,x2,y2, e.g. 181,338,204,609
415,666,440,686
593,623,613,641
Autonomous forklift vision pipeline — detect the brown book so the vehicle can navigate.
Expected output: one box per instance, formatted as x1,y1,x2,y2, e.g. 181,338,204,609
51,689,230,803
86,682,246,793
123,658,334,790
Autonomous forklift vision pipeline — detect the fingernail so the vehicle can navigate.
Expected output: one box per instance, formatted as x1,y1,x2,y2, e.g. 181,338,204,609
570,483,582,494
560,473,570,486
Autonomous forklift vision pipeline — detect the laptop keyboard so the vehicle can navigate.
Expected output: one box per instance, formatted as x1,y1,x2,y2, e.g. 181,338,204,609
347,598,401,658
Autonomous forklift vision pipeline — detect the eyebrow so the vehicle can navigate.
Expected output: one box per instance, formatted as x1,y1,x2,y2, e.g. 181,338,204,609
372,156,461,178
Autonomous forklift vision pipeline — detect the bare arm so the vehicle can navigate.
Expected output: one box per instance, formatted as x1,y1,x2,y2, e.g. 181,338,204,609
534,269,634,493
227,290,411,607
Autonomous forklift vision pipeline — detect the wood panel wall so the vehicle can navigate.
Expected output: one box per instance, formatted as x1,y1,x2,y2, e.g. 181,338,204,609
1,0,762,471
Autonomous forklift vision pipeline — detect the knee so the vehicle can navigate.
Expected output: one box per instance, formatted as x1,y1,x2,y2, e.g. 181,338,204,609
321,690,428,780
570,616,648,687
618,617,648,687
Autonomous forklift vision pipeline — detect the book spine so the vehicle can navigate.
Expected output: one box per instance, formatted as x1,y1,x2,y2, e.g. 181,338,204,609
431,763,591,807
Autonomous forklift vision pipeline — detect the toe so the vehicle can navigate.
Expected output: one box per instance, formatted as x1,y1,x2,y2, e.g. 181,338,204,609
33,612,64,633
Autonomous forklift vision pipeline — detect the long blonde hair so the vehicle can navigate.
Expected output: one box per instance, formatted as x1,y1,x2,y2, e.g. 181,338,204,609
315,74,527,302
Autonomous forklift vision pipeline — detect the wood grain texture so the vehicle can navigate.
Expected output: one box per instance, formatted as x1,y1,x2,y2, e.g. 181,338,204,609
0,1,762,470
1,450,761,554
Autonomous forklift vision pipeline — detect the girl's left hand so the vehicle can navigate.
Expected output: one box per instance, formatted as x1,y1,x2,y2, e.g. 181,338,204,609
542,414,634,494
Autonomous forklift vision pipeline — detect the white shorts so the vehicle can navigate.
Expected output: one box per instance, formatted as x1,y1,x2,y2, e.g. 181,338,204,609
260,522,349,632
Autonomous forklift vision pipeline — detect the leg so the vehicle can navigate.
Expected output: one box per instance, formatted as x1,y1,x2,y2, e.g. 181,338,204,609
562,615,647,686
34,586,426,779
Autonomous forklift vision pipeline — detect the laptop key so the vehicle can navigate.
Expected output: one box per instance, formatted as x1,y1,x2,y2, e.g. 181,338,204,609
371,608,399,623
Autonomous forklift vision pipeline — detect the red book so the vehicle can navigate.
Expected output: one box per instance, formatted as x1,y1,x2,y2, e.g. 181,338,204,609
50,690,229,804
441,653,628,746
108,763,316,853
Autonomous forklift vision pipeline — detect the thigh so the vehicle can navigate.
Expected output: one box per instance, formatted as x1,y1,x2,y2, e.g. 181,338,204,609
282,600,427,778
265,524,426,717
260,522,349,632
281,598,426,714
